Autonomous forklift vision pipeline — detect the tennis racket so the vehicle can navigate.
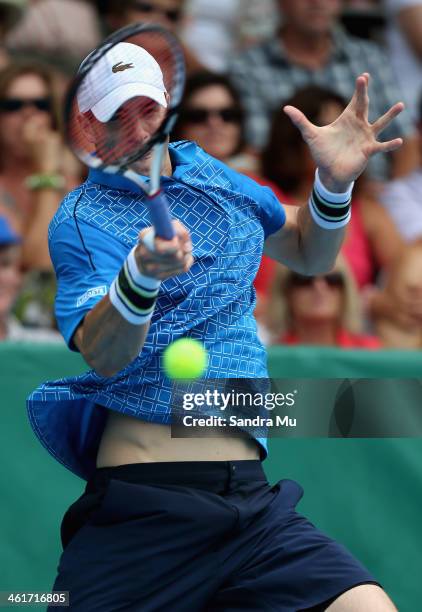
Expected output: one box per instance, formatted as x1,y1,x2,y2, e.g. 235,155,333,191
64,22,186,240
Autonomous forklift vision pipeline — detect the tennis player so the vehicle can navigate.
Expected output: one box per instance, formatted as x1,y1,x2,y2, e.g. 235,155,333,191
28,42,402,611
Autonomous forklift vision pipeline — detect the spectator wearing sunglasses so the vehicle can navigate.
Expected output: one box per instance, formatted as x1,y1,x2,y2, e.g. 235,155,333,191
172,71,290,331
373,239,422,349
96,0,204,74
266,255,381,349
171,72,249,166
0,62,78,327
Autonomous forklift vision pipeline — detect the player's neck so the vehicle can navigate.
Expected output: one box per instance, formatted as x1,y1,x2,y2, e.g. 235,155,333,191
134,149,173,178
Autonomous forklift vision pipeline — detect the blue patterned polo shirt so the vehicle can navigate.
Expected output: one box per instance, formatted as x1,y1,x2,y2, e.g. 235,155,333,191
27,141,285,479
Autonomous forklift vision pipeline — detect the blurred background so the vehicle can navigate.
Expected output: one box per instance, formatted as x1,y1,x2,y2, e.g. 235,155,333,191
0,0,421,608
1,0,422,349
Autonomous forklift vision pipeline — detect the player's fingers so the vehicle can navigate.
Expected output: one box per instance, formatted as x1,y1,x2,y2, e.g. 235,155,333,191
171,221,193,258
147,251,186,269
138,225,192,268
283,105,316,141
133,249,194,279
141,259,183,274
148,261,191,279
154,236,181,256
182,243,193,256
172,218,189,234
173,219,192,248
351,74,369,119
157,248,194,270
373,137,403,154
138,227,179,255
181,235,193,255
136,246,181,273
138,227,155,249
372,102,404,135
183,254,194,272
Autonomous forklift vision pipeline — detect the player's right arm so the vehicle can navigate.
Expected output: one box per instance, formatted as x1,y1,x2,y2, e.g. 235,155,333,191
75,221,193,377
53,218,192,378
73,294,150,378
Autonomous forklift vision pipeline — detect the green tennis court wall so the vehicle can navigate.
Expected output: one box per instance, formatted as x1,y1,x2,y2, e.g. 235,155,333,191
1,343,421,610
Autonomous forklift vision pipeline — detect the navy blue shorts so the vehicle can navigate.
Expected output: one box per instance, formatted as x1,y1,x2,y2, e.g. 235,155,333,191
50,461,378,611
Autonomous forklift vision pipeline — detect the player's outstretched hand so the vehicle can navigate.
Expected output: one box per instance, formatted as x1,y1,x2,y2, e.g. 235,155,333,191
283,73,404,192
136,220,194,280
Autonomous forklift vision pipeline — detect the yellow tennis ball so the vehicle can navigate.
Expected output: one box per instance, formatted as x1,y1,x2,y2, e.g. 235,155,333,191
163,338,207,379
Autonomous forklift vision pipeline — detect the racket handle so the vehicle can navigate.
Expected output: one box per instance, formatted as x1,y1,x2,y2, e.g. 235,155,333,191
147,191,175,240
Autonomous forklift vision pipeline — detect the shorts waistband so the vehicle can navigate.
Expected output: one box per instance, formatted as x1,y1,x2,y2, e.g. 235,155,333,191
87,460,266,493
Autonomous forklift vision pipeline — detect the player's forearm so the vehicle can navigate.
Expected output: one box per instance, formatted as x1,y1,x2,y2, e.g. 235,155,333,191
297,168,352,274
265,170,352,273
76,295,150,377
76,246,161,377
296,203,346,275
73,224,192,376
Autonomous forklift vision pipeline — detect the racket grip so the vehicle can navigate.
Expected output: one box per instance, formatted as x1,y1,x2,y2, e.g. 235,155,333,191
147,191,175,240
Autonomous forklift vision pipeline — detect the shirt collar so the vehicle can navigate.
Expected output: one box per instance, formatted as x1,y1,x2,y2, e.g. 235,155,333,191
87,140,198,192
170,140,198,174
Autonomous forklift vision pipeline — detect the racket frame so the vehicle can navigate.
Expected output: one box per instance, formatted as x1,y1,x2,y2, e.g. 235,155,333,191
64,22,186,239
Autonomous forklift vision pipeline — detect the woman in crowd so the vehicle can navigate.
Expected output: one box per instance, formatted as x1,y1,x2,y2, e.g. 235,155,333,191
171,70,256,170
265,255,381,349
172,70,302,192
171,71,281,321
0,61,79,326
0,61,78,268
261,85,405,291
373,239,422,349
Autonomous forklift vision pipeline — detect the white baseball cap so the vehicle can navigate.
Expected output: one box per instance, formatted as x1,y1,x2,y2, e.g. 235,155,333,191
77,42,167,122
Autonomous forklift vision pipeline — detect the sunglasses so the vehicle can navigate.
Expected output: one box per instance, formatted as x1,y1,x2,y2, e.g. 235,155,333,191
0,97,52,113
130,1,182,22
181,107,243,124
288,272,345,289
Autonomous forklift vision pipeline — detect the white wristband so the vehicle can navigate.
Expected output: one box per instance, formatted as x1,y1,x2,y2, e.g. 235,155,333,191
108,247,161,325
310,170,353,229
308,199,351,229
315,169,354,202
127,247,161,291
109,280,155,325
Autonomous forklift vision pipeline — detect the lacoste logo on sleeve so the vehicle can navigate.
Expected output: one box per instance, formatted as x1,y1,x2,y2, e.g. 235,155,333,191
76,285,107,307
112,61,135,73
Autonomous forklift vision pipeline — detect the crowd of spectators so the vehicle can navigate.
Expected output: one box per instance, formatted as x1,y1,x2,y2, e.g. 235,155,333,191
0,0,421,350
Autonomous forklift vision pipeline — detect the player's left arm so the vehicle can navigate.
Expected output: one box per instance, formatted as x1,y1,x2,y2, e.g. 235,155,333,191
264,202,346,275
264,73,405,274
